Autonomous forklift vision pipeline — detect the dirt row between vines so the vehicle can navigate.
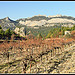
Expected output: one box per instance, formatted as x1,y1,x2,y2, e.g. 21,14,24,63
26,43,75,74
0,38,75,74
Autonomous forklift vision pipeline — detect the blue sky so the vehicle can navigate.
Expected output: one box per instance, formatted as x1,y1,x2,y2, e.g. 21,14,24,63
0,1,75,20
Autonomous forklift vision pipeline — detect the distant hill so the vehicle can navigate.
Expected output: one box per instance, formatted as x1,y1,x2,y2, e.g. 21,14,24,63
0,17,24,31
16,15,75,21
16,15,75,27
0,15,75,31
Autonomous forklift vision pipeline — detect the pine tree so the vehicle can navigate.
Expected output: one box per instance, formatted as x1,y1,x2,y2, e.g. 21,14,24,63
0,25,2,29
5,28,11,39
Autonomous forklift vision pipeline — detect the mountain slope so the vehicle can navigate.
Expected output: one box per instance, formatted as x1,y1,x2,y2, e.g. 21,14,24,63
17,15,75,27
0,17,24,31
0,15,75,31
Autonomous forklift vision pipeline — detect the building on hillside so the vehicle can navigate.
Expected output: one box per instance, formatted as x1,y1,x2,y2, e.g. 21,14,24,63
65,31,71,35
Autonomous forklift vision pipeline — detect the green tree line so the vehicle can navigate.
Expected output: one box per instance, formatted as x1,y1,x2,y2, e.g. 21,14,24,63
46,25,75,38
0,25,14,40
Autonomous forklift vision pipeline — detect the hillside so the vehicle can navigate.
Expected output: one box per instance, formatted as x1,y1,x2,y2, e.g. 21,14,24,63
0,17,24,31
17,15,75,27
0,15,75,31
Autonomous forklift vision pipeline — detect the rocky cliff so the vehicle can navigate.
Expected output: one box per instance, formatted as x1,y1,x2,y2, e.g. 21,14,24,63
0,15,75,31
17,15,75,27
14,27,25,37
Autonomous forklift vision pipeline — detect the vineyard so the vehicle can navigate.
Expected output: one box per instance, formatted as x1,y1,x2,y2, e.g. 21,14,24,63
0,38,75,74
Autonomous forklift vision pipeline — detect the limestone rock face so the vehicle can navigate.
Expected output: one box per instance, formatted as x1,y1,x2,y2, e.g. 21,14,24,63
14,27,25,37
19,21,25,25
5,17,10,21
19,27,25,36
14,27,20,34
19,20,47,26
48,18,75,23
19,17,75,27
48,14,62,18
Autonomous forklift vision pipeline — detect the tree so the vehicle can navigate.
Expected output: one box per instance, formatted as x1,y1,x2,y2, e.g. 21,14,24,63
5,28,11,39
0,25,2,29
72,25,75,30
10,30,15,34
46,32,51,38
0,29,4,39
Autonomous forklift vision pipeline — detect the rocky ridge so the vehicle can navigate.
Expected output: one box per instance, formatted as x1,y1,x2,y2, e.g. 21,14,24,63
0,15,75,30
14,27,26,37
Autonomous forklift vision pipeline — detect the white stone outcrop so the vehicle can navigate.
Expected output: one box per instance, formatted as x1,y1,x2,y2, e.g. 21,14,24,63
48,18,75,23
14,27,25,37
48,14,62,18
19,15,75,27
